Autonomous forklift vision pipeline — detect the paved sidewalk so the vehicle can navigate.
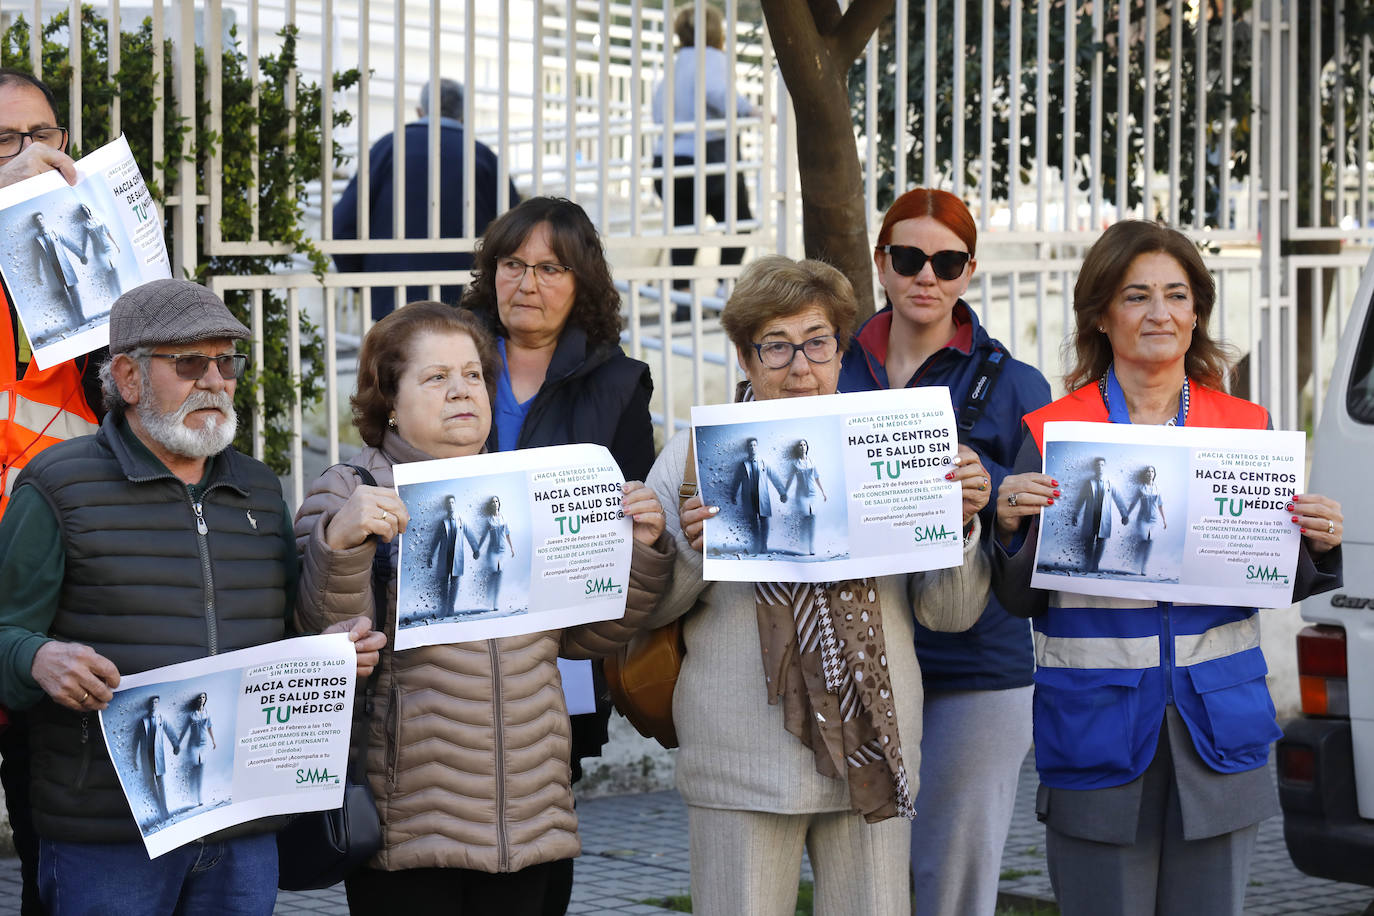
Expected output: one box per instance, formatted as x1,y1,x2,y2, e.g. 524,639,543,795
0,752,1367,914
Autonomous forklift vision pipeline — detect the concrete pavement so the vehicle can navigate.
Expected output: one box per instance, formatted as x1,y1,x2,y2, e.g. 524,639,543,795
0,752,1367,914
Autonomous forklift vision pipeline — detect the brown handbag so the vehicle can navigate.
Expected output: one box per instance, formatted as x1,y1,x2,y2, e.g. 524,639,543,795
604,442,696,749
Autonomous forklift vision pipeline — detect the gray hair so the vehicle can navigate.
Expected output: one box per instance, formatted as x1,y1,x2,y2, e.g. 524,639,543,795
419,78,463,121
99,347,152,414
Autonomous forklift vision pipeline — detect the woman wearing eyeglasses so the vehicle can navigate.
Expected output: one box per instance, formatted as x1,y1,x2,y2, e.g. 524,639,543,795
645,255,991,915
459,195,655,912
838,188,1052,916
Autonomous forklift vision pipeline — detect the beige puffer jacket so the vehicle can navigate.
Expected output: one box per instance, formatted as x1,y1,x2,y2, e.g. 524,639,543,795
294,432,675,873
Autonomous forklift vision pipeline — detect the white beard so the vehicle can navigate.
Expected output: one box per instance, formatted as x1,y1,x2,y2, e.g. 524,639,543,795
135,387,238,458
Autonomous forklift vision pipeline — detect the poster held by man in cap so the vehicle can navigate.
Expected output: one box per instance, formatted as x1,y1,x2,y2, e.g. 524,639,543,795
0,134,170,370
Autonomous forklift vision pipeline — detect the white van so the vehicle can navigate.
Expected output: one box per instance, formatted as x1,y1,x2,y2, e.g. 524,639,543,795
1277,247,1374,885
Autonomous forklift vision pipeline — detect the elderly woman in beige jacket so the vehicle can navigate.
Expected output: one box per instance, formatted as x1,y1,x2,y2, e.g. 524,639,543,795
293,302,674,915
644,256,992,916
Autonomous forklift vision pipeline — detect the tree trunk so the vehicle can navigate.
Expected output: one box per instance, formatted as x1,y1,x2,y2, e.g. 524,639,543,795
760,0,893,318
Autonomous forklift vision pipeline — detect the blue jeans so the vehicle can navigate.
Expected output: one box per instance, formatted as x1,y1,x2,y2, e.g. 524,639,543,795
38,833,277,915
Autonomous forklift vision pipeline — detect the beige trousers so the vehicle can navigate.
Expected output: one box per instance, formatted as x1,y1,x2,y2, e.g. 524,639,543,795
687,804,910,916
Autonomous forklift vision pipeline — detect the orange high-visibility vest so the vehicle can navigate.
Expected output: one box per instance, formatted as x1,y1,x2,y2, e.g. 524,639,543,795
0,289,98,516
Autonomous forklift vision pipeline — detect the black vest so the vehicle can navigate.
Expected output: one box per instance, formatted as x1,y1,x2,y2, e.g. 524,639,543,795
17,415,289,842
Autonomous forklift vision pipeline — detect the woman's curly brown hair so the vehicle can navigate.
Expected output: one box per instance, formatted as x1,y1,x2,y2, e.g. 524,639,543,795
460,196,624,350
352,301,499,448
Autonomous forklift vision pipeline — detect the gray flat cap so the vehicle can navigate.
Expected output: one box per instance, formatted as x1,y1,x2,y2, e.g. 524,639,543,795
108,279,251,354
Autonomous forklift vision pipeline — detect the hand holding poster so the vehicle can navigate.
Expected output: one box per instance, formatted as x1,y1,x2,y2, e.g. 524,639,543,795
1031,421,1305,607
99,633,357,858
0,134,171,369
692,388,964,583
392,443,633,650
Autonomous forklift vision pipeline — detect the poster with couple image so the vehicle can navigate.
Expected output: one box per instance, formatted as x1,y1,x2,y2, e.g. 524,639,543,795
1031,421,1306,607
99,633,357,858
692,387,964,583
0,134,171,369
392,443,634,650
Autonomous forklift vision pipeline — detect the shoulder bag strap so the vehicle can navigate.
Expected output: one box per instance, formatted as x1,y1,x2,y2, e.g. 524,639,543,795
339,463,389,783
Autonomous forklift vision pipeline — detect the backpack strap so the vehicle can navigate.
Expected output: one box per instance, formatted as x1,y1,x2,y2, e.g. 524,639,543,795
957,346,1006,437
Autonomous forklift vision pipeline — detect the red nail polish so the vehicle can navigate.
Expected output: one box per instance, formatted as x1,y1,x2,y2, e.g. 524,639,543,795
1292,516,1299,523
945,472,954,480
1053,490,1061,497
1301,528,1307,534
1051,480,1059,486
1286,503,1294,512
1047,498,1055,505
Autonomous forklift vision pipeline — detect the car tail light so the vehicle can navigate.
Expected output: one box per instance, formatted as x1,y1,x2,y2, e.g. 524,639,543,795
1278,744,1316,786
1297,625,1350,717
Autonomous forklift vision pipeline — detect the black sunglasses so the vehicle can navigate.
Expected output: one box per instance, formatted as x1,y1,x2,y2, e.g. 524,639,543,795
147,352,249,381
877,245,971,281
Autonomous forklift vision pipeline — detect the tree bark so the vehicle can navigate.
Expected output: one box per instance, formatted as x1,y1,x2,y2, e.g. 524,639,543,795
760,0,893,317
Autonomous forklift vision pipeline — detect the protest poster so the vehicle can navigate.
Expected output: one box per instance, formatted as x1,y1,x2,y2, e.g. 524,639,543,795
392,443,633,650
99,633,357,859
0,134,171,369
1031,421,1305,607
691,387,964,583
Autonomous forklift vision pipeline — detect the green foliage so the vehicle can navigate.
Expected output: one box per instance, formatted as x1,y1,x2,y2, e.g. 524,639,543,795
851,0,1374,229
3,6,358,471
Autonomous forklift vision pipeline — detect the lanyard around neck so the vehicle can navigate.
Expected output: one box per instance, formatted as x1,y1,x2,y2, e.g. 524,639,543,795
1102,365,1189,427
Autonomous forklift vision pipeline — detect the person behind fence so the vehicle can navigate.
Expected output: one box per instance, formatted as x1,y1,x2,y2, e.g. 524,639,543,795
292,301,674,915
992,220,1344,916
0,278,386,915
333,78,520,320
459,194,655,908
643,255,992,916
838,186,1052,916
651,3,757,293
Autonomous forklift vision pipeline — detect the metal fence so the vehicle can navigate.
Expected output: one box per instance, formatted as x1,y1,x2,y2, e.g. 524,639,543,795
5,0,1371,505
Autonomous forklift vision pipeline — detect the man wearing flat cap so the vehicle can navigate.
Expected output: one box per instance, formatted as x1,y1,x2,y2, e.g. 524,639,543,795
0,278,386,912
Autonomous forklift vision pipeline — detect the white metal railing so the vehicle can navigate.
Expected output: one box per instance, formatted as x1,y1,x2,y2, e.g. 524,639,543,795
5,0,1371,505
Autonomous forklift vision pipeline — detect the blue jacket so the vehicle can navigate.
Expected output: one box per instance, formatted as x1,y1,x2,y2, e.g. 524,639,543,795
333,118,519,318
839,302,1051,691
999,384,1344,789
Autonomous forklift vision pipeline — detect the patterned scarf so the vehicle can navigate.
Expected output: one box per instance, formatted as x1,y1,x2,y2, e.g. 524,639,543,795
739,383,913,822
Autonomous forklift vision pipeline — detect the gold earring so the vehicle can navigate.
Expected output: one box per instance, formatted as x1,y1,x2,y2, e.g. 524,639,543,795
388,415,397,429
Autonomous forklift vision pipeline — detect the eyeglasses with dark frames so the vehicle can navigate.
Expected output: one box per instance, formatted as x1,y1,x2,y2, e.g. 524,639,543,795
147,352,249,381
495,257,574,285
750,335,839,370
876,245,971,281
0,127,68,160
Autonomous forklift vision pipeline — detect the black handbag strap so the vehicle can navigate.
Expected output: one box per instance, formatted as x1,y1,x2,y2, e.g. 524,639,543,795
957,346,1006,438
339,463,391,785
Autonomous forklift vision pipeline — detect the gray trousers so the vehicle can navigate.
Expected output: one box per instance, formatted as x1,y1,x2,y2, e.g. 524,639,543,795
1043,711,1260,916
910,686,1032,916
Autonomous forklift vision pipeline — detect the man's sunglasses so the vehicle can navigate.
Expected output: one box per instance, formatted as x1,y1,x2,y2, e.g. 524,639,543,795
877,245,971,281
148,352,249,381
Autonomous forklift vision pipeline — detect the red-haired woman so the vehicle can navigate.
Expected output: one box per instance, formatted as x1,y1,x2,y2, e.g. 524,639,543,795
839,188,1051,916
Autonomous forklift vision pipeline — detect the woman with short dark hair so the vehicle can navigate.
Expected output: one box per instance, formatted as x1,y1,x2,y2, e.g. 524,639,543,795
294,301,674,915
460,197,657,910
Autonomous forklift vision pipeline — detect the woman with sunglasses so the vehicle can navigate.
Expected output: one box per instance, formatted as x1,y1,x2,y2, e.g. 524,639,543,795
646,255,991,915
838,188,1052,916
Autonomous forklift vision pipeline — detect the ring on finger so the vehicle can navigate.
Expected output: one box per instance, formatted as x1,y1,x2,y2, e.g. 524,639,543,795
978,478,988,491
79,690,89,704
1008,493,1018,507
1328,520,1336,535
